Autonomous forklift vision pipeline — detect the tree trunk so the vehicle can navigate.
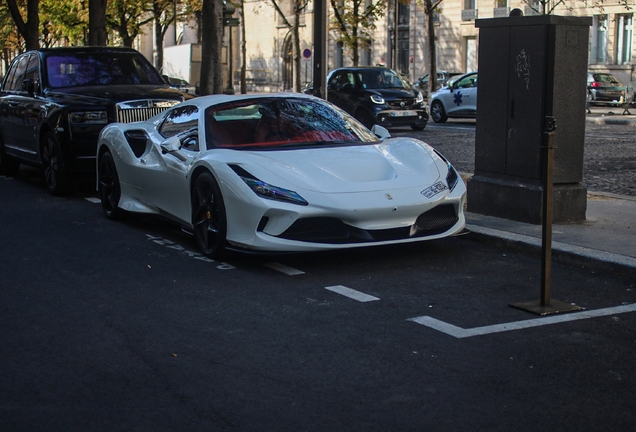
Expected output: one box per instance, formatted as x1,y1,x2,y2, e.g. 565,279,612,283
426,1,437,97
240,1,247,94
88,0,108,46
292,12,301,92
199,0,224,95
6,0,39,50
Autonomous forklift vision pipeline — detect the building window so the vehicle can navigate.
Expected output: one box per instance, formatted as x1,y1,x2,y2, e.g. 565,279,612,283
494,0,509,18
590,15,608,64
462,0,477,21
616,14,633,65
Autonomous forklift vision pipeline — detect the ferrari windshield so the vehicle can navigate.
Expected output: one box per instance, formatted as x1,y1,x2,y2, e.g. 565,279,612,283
205,97,379,149
45,52,165,88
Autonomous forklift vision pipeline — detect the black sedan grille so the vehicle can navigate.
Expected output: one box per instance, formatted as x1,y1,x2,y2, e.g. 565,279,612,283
275,204,458,244
116,99,180,123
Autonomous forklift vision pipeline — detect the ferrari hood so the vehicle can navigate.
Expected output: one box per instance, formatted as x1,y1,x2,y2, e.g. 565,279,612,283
239,138,442,193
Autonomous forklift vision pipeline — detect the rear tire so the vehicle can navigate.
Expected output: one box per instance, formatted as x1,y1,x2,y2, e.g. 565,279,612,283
430,101,448,123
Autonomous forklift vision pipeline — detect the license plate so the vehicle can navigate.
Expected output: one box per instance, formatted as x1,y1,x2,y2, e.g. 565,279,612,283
390,110,417,117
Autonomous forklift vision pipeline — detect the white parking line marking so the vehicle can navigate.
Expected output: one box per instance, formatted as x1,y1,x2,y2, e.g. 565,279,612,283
409,303,636,338
325,285,380,302
85,197,100,203
263,262,305,275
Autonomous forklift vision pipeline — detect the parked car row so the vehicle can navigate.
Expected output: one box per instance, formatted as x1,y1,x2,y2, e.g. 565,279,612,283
0,49,466,260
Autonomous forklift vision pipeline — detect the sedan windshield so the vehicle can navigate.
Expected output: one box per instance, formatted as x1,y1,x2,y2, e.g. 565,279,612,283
45,52,165,88
205,97,379,149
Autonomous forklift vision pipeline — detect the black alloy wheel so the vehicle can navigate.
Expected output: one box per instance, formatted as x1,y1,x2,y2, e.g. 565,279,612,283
42,132,73,195
192,172,228,258
430,100,448,123
98,151,125,220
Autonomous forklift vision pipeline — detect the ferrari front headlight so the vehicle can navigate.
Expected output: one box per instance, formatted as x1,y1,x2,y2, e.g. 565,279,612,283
241,177,308,206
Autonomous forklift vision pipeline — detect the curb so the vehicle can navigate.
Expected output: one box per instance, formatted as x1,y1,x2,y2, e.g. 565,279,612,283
462,224,636,278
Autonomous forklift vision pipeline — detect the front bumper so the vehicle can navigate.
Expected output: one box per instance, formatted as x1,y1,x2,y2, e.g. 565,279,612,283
374,109,429,128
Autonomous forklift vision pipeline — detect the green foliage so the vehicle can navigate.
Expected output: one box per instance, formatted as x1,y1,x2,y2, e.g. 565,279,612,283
41,0,89,46
330,0,387,65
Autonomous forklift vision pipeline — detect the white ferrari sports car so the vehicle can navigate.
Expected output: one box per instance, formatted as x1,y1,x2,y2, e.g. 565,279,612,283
97,93,466,257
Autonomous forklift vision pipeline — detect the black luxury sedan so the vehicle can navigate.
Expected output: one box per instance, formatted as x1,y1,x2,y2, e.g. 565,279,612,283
0,46,192,195
326,67,428,131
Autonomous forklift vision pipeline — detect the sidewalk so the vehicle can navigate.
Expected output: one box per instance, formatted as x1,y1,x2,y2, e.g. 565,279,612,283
463,192,636,278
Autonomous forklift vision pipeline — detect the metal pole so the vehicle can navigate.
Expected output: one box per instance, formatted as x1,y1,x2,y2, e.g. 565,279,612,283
541,116,556,306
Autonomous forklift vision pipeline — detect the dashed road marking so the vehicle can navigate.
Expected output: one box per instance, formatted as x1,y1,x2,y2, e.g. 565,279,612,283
325,285,380,302
263,262,305,275
409,303,636,338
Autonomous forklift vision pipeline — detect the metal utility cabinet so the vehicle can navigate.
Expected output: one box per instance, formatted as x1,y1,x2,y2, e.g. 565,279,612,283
468,15,592,224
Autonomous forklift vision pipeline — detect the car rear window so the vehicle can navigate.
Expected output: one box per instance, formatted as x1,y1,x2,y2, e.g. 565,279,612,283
45,52,165,88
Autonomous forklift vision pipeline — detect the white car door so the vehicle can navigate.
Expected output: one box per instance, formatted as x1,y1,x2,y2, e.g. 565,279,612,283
140,105,200,224
445,73,478,117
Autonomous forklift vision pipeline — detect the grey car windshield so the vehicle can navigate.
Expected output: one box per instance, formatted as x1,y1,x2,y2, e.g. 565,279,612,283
45,53,165,88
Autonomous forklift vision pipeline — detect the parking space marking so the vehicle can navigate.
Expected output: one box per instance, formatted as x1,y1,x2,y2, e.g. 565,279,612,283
409,303,636,338
85,197,100,203
325,285,380,302
263,262,305,275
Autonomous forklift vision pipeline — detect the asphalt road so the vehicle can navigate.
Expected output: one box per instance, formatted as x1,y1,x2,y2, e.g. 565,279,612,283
393,119,636,197
1,162,635,430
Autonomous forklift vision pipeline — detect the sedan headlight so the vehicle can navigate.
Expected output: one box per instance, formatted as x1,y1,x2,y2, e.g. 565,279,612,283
370,94,385,104
415,92,424,104
69,111,108,125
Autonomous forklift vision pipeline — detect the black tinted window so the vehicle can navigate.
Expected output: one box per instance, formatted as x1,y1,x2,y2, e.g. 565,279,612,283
4,55,29,91
45,52,165,88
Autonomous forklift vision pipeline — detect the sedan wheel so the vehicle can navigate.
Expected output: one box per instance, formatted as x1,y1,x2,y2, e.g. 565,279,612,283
98,151,125,220
430,101,448,123
192,172,228,258
42,132,73,195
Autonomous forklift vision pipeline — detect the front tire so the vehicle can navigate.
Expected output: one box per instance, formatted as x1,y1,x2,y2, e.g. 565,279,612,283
192,172,228,258
98,151,125,220
430,101,448,123
42,132,73,195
